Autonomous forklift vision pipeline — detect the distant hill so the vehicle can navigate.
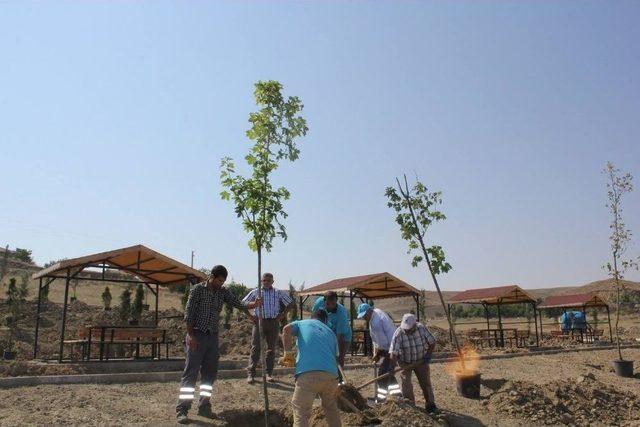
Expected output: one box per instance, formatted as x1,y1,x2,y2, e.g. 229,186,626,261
374,278,640,318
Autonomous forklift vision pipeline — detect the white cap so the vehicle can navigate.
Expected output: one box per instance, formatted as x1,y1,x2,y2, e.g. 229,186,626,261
400,313,417,330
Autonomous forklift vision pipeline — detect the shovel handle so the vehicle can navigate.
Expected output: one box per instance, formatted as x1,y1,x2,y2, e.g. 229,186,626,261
355,358,424,391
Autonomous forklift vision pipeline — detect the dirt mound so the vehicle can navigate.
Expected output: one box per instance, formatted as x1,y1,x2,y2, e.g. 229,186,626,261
218,408,291,427
488,374,640,426
294,399,441,426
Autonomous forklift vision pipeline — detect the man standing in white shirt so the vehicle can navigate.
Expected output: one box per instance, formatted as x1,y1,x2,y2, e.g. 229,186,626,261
356,303,401,401
242,272,294,383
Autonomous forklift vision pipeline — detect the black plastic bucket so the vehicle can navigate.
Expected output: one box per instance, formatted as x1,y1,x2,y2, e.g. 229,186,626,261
612,360,634,378
456,372,481,398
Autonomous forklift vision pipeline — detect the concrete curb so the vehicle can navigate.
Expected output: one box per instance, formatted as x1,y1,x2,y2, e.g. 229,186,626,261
1,344,637,389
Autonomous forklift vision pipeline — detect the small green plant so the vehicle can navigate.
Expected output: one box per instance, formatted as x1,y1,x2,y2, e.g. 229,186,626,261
132,284,144,320
181,285,190,310
288,281,298,322
102,286,112,311
5,277,26,352
70,279,78,303
119,288,132,321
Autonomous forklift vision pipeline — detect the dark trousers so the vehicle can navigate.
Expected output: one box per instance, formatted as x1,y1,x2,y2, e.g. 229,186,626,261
399,361,435,407
176,330,219,414
376,350,397,389
247,318,280,375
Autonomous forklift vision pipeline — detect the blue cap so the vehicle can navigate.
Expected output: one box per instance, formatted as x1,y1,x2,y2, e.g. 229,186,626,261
357,303,372,319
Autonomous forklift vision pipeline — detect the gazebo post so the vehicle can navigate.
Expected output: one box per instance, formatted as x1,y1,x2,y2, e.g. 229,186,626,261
58,268,71,363
606,305,613,343
349,290,354,333
532,302,539,346
483,303,490,332
154,283,159,326
415,293,420,321
581,306,586,343
497,299,503,347
33,277,43,359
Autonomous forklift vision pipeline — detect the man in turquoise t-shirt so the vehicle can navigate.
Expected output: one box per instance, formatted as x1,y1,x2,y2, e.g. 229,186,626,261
312,291,352,366
281,310,341,427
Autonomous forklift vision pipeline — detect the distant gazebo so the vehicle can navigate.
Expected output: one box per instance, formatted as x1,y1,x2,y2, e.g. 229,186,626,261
448,285,540,347
537,293,612,343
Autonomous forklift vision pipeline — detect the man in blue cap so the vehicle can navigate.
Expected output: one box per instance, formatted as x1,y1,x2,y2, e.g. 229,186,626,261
357,303,401,401
312,291,352,367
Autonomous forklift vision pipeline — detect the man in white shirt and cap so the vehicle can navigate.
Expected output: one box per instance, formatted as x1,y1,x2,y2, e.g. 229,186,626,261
389,313,438,413
356,303,401,401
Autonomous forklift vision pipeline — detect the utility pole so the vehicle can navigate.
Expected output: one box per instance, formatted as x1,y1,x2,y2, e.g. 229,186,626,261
190,250,195,268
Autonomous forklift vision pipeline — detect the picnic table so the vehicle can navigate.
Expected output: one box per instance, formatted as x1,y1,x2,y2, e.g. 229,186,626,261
466,328,531,348
64,325,171,361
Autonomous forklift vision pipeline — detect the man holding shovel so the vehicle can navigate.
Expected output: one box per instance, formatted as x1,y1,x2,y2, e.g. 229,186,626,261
356,303,401,401
176,265,262,424
280,309,342,427
389,313,438,413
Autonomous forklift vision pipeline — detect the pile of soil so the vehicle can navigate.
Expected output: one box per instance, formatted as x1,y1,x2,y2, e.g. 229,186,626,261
297,400,441,427
488,374,640,426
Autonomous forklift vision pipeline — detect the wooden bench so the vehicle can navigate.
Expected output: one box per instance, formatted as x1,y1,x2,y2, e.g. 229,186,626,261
104,328,168,360
63,327,170,361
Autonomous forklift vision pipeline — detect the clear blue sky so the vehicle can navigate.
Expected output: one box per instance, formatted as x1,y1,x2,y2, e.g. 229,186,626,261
1,1,639,291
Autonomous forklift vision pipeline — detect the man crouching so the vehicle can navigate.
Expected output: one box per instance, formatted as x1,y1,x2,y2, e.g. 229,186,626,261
281,309,342,427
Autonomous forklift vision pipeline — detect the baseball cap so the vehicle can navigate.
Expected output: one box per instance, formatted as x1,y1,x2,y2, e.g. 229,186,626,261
356,303,371,319
400,313,417,330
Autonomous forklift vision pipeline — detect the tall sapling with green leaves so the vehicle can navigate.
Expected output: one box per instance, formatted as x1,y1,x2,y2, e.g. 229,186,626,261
603,162,636,363
220,80,307,424
385,175,465,368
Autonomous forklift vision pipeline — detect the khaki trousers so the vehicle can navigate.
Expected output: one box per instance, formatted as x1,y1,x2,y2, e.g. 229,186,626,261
291,371,342,427
399,361,435,406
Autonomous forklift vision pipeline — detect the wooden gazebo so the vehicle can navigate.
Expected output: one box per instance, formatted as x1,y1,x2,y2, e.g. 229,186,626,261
448,285,540,347
537,293,612,343
31,244,206,361
298,272,420,355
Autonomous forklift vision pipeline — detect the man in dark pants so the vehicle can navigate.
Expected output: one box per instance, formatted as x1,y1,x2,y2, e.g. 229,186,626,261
176,265,262,424
356,303,401,401
243,272,294,383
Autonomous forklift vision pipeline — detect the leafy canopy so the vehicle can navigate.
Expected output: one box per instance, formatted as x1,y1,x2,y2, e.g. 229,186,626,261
385,178,452,274
220,80,308,252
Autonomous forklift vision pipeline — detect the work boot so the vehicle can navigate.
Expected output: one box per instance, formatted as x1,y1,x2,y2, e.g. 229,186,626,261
266,374,275,383
425,403,439,414
197,405,215,419
247,373,255,384
176,411,189,424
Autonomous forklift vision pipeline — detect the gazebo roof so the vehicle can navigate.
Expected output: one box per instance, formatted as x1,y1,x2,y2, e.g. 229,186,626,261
298,272,419,300
32,244,206,286
537,293,608,309
449,285,536,305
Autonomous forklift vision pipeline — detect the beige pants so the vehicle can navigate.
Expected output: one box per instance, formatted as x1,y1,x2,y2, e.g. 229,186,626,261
291,371,342,427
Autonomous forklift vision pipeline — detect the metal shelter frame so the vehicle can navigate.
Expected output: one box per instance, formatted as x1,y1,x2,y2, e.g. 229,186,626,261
297,272,421,333
536,293,613,343
448,285,540,347
31,245,205,362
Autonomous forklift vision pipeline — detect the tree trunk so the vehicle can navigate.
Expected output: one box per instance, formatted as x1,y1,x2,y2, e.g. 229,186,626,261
257,247,270,425
613,257,623,360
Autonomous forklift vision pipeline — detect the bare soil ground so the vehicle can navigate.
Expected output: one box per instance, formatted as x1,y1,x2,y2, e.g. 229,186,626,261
0,348,638,426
